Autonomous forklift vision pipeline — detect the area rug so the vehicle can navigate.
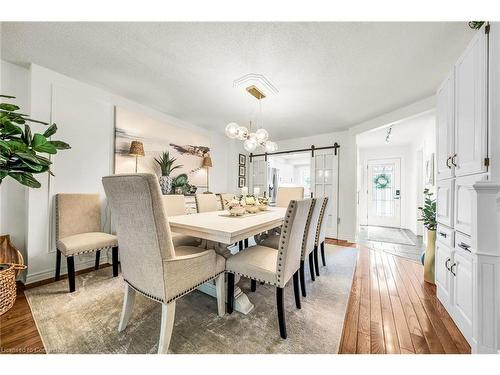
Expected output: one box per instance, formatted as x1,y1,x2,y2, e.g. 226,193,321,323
24,244,357,354
361,226,416,246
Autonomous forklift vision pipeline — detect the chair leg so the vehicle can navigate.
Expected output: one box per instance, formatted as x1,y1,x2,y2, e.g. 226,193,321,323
227,272,235,314
244,238,249,248
276,287,287,339
309,252,316,281
118,283,136,332
299,260,306,297
55,249,61,281
95,250,101,270
215,273,225,317
238,241,243,251
67,256,76,293
112,246,119,277
158,301,176,354
321,241,326,266
293,271,301,309
314,245,320,277
251,279,256,292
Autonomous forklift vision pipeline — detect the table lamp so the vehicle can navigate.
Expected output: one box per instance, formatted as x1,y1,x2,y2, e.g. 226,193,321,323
202,155,213,193
129,141,145,173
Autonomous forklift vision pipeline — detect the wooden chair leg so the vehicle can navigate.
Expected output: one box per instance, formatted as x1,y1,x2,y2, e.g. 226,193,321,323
94,250,101,270
67,256,76,293
238,241,243,251
321,241,326,266
55,249,61,281
250,279,257,292
309,252,316,281
112,246,119,277
118,283,136,332
158,301,176,354
293,271,301,309
227,272,235,314
314,245,320,276
276,287,287,339
244,238,249,248
299,260,306,297
215,273,225,317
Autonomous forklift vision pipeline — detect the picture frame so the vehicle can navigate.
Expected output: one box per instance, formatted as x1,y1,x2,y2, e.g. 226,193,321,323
238,153,246,165
238,177,246,188
238,165,246,177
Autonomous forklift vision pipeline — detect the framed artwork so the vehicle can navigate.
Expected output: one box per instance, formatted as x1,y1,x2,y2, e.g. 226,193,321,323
239,154,246,165
239,165,246,177
238,177,246,188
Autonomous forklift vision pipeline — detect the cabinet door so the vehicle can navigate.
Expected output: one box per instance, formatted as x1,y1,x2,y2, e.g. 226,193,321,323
454,174,485,236
436,71,455,180
435,242,453,309
451,247,473,342
436,178,454,227
454,28,488,177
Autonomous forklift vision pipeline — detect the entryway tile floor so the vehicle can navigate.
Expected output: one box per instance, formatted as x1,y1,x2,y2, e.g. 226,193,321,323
358,226,425,262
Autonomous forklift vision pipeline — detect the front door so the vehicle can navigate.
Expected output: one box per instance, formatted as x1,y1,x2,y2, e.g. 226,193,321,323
367,158,401,228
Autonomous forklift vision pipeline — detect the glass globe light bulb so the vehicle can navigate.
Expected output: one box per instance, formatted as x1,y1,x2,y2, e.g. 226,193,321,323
236,126,248,141
265,140,278,153
248,132,258,142
244,138,258,152
255,128,269,142
225,122,239,139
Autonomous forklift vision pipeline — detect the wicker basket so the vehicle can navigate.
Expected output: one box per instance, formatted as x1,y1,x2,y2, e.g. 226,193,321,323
0,235,26,316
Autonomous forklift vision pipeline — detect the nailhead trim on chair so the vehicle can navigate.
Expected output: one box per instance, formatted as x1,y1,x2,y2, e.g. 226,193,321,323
300,199,316,259
59,245,116,257
224,270,279,286
276,200,297,285
315,197,329,245
124,270,226,304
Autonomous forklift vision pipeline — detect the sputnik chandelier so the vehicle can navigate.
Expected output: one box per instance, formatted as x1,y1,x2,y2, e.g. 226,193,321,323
225,83,278,153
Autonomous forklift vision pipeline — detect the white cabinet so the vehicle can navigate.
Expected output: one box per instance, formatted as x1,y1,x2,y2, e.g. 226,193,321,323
455,174,486,236
451,239,473,341
436,179,454,227
436,71,455,180
435,240,453,309
454,28,488,177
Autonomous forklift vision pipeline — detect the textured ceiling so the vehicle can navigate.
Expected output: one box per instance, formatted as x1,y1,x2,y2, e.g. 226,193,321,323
2,22,473,140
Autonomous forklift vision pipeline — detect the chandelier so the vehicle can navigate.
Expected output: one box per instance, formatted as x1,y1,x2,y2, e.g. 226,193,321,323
225,85,278,153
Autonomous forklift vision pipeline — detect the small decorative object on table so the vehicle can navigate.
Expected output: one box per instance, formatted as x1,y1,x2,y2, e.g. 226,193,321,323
242,195,259,213
0,235,27,316
418,188,437,284
258,196,269,211
226,199,246,216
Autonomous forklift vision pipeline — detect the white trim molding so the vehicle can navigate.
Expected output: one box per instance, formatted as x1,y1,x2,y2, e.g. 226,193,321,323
471,181,500,353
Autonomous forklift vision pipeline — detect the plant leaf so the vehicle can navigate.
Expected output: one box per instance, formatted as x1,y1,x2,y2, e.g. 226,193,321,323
48,140,71,150
8,171,41,188
0,103,20,111
43,123,57,138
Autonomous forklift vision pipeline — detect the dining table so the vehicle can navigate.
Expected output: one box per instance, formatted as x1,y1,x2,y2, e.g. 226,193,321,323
169,206,287,314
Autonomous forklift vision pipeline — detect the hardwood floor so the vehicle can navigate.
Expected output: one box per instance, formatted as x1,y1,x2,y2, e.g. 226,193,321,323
337,243,471,354
0,241,470,354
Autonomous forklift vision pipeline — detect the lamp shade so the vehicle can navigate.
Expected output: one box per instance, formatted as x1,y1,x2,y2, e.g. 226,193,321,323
202,155,213,168
129,141,145,156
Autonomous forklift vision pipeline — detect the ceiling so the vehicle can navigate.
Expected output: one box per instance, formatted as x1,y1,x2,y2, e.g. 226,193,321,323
1,22,474,140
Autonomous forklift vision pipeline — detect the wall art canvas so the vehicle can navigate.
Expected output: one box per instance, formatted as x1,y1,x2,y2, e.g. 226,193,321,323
114,107,210,188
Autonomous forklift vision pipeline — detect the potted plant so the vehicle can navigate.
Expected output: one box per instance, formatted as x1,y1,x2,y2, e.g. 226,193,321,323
154,151,182,194
418,188,437,284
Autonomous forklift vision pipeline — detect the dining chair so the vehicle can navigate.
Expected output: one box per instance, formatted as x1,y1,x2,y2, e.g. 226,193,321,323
315,197,330,270
217,193,236,210
55,193,118,293
225,198,313,339
275,186,304,207
195,193,219,213
102,174,226,354
162,195,200,247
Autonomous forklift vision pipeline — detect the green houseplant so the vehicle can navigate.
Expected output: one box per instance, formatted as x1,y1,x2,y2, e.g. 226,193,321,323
418,188,437,284
154,151,182,194
0,95,70,188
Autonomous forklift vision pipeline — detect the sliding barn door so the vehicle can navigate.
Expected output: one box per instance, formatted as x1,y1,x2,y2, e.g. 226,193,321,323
250,159,268,196
311,149,339,239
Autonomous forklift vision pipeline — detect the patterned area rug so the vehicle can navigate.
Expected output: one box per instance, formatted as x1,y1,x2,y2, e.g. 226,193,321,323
25,244,357,354
360,226,416,246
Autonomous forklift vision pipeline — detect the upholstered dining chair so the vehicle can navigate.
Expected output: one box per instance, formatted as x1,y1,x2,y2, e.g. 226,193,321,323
102,174,225,354
55,193,118,293
217,193,235,210
195,193,219,213
275,186,304,207
315,197,330,271
225,198,313,339
162,195,200,247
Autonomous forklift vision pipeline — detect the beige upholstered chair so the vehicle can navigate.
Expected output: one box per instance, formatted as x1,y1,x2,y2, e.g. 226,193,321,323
275,186,304,208
195,193,219,213
55,193,118,293
226,198,313,339
102,174,225,354
162,195,200,247
217,193,236,210
315,197,330,270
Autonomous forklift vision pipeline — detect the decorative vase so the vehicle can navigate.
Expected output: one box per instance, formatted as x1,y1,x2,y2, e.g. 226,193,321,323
159,175,172,195
229,207,246,216
423,229,436,284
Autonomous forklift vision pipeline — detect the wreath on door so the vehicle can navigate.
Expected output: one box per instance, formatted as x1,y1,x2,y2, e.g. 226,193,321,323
373,173,390,189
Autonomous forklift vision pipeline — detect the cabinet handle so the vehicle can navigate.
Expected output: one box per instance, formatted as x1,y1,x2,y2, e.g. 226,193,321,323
451,154,457,167
445,258,451,271
451,263,457,276
439,232,447,238
458,242,471,252
446,156,452,169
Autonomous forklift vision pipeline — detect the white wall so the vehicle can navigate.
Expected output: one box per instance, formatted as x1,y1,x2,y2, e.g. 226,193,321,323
1,62,242,284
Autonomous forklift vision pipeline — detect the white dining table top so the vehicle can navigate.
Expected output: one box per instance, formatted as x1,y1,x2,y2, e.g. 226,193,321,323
168,207,287,244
